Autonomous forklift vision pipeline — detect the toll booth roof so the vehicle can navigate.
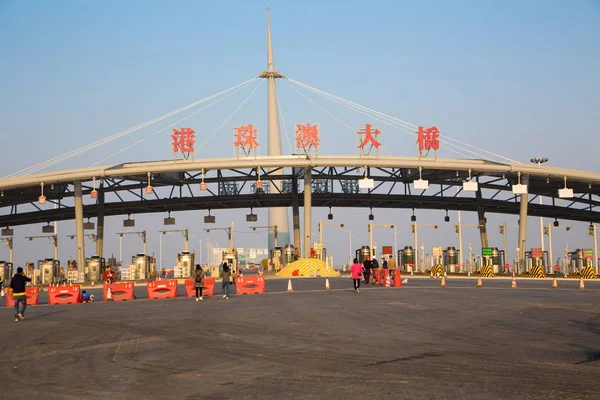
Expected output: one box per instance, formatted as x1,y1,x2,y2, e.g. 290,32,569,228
181,251,191,255
43,258,54,262
90,255,101,259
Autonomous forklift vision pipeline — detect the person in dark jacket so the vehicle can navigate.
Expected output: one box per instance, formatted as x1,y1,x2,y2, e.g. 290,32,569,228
192,264,205,301
10,267,31,322
220,263,231,299
363,257,373,284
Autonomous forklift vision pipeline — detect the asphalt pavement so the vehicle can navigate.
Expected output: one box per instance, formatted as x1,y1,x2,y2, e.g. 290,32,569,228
1,276,599,399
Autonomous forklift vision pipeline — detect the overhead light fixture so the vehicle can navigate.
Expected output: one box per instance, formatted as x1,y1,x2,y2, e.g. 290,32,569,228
83,219,95,230
553,218,559,227
145,172,153,195
368,207,374,221
444,210,450,222
1,227,14,236
327,206,333,220
255,167,263,189
39,182,46,204
204,210,215,224
463,169,478,191
246,208,257,222
164,211,176,225
512,172,528,194
200,169,207,190
359,166,374,189
413,167,429,190
42,223,54,233
558,176,573,198
90,177,98,199
123,214,135,227
411,209,416,222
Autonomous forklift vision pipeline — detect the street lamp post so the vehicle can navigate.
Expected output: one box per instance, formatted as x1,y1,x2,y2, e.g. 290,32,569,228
531,157,549,252
545,223,571,275
318,220,345,259
411,222,438,273
340,228,353,266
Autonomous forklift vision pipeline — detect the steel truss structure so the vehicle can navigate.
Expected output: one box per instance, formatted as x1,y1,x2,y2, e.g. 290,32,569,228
1,156,599,227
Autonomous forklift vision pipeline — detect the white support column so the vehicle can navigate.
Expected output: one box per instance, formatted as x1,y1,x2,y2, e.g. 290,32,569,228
547,224,553,274
594,224,598,275
74,181,86,282
303,168,312,258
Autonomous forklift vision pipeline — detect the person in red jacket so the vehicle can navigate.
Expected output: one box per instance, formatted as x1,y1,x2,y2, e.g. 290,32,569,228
102,267,115,284
350,258,363,294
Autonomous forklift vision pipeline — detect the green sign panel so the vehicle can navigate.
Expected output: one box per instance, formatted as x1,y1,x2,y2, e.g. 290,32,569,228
482,247,493,256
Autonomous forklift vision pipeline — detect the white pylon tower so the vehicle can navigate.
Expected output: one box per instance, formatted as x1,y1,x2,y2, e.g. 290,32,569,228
260,8,290,250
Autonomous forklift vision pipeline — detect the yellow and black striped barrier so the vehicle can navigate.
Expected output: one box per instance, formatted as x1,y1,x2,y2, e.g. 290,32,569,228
580,267,597,279
529,265,546,278
431,264,444,277
479,265,495,278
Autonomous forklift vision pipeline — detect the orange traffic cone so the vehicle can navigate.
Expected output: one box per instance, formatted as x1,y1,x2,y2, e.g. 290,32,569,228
287,279,293,292
476,278,483,288
552,277,558,289
106,287,113,301
579,278,585,290
511,277,517,288
90,280,95,287
325,278,331,290
440,276,447,287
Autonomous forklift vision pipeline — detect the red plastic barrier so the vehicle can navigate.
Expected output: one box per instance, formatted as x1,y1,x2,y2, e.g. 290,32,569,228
103,282,135,301
392,269,403,287
5,287,40,307
235,275,266,295
380,269,390,286
184,278,215,297
371,269,382,285
48,285,82,305
147,279,178,299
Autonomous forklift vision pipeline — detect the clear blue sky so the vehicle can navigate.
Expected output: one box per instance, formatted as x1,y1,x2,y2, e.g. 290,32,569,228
1,0,599,267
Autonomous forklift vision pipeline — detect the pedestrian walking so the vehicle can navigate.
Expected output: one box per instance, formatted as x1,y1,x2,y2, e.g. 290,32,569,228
192,264,205,301
350,258,363,293
388,255,396,269
363,257,373,284
220,263,231,299
10,267,31,322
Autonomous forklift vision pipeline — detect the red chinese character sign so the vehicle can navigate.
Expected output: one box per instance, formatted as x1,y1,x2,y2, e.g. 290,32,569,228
295,123,320,155
233,124,259,157
417,126,440,157
171,128,196,159
357,124,381,156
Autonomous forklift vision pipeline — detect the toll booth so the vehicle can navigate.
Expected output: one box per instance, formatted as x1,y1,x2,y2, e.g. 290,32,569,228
130,254,152,280
398,246,415,271
283,244,296,266
87,256,106,282
525,249,549,272
443,247,461,273
568,249,594,274
356,246,371,263
175,251,195,277
38,258,60,285
223,248,238,274
481,247,506,273
0,261,13,286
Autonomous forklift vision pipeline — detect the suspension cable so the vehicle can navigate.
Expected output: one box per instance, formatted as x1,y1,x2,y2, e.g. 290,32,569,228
194,79,265,155
288,78,520,163
3,78,258,178
89,79,257,167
